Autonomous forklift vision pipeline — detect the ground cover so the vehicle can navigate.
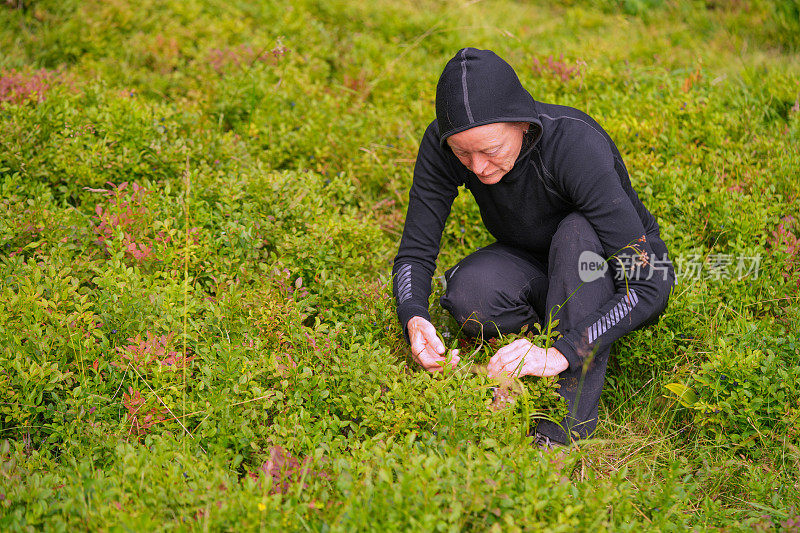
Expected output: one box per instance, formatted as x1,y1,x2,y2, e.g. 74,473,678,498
1,0,799,530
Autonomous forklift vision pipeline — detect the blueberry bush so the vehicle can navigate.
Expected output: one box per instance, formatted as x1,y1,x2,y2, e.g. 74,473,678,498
1,0,799,530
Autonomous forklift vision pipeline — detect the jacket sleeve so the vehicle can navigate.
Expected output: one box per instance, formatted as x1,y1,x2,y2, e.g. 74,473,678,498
393,121,461,342
549,128,673,371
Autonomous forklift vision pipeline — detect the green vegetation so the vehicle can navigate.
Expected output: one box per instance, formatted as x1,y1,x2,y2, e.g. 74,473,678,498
1,0,799,530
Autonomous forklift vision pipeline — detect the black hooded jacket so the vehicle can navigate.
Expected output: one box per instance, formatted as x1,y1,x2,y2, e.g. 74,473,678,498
392,48,673,370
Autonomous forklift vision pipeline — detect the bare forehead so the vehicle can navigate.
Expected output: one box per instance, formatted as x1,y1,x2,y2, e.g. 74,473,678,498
447,122,514,150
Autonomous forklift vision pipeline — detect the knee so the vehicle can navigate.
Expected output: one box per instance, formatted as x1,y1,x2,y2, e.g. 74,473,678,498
439,246,545,338
440,267,502,337
550,212,603,263
554,212,599,245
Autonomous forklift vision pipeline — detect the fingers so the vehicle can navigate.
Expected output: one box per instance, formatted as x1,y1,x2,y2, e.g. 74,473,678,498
434,349,461,372
489,356,524,379
408,321,429,361
487,339,531,378
417,349,460,373
496,356,526,378
408,319,459,373
420,321,445,355
408,317,444,356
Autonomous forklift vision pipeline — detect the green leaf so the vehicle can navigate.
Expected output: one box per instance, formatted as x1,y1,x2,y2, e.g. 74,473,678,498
665,383,697,408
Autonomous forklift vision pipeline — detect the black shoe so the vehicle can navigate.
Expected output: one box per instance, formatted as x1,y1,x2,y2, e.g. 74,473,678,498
530,432,561,451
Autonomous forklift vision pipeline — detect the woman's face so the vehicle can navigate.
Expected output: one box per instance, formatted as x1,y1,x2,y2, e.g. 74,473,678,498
446,122,528,185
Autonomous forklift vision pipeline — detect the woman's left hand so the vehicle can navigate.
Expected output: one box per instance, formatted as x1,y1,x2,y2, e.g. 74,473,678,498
487,339,569,378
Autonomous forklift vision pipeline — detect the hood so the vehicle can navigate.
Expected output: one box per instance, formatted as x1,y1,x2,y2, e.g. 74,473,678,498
435,48,543,148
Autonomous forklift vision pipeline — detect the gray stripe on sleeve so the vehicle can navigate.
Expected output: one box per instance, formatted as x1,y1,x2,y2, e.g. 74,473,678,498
397,264,413,304
585,289,641,345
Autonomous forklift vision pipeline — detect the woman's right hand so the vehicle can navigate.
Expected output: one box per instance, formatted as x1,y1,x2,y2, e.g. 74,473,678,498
407,316,460,372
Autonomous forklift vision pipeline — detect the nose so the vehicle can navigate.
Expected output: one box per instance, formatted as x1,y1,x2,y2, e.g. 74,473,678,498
471,154,491,176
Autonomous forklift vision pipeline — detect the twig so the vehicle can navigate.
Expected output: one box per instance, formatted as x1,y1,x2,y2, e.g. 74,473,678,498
110,364,130,401
130,365,206,454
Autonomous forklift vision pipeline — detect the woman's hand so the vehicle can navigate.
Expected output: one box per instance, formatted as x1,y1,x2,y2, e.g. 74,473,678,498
487,339,569,378
407,316,460,372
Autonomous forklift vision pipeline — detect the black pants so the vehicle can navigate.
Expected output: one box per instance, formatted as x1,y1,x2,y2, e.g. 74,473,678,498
440,212,672,443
